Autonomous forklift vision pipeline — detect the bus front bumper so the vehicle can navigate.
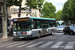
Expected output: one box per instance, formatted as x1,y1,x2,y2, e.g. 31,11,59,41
13,34,32,39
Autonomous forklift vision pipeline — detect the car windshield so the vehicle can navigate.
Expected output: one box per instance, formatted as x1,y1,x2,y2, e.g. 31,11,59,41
57,25,66,28
69,26,75,30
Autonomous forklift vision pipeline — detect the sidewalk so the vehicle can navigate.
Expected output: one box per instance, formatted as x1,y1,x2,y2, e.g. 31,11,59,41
0,36,13,43
0,32,13,43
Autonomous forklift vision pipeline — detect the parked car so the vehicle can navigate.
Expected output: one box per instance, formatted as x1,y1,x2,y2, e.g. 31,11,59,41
63,26,75,35
57,25,66,33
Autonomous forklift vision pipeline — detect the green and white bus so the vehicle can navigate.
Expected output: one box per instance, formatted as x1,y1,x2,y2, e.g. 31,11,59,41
13,17,57,39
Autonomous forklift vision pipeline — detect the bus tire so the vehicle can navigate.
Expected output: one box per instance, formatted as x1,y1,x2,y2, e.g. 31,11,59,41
12,38,16,41
37,33,41,38
51,31,53,35
12,38,20,41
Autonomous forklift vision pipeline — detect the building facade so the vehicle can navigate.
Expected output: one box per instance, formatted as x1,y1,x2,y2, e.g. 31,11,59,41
0,0,11,33
10,0,41,19
10,5,31,19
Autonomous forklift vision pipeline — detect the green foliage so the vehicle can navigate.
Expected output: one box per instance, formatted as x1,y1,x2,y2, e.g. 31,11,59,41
70,0,75,19
41,2,56,18
56,10,62,20
26,0,45,9
7,0,23,17
7,0,22,6
62,0,75,22
62,0,71,21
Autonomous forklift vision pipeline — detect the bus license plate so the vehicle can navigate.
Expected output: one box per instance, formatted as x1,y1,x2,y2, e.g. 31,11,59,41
18,33,21,34
19,37,24,38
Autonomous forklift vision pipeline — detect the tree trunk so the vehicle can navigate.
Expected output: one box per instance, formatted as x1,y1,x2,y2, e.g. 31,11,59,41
3,0,8,38
18,1,21,17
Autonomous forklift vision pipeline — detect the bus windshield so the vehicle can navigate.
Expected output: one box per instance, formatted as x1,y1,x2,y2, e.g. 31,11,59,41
13,20,31,31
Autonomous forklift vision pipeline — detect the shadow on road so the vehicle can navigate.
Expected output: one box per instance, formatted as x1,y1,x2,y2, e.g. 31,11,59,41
12,34,53,41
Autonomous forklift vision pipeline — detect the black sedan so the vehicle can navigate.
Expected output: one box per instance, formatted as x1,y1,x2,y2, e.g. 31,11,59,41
63,26,75,35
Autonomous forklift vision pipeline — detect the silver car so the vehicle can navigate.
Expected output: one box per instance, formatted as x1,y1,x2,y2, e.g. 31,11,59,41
57,25,66,33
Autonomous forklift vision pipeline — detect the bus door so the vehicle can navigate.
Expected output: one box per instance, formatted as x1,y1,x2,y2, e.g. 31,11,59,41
41,24,48,34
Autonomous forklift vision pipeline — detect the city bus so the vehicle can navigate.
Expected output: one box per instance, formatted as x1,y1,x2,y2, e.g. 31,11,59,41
13,17,57,40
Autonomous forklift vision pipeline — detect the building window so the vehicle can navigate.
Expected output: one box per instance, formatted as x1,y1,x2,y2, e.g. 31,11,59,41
26,14,28,17
18,14,21,17
0,5,1,11
35,10,37,13
35,15,37,17
11,8,17,11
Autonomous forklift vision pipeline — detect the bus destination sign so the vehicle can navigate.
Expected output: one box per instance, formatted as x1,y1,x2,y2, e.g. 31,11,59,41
17,18,29,21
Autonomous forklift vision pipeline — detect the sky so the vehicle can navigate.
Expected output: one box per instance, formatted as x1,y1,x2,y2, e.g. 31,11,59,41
45,0,67,12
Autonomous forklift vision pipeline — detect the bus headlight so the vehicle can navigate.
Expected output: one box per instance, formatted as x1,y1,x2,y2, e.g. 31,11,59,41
27,31,32,35
13,32,16,36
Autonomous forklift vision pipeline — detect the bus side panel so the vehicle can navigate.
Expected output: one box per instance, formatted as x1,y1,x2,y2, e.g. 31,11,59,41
31,29,42,37
48,28,52,34
31,31,38,37
51,27,57,32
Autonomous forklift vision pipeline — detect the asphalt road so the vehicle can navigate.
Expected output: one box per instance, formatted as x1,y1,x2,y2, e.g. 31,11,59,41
0,33,75,50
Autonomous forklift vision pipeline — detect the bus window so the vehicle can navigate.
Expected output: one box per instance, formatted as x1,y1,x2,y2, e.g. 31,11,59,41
13,21,31,31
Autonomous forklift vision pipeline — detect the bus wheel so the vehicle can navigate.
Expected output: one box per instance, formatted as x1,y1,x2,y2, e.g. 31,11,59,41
37,33,41,38
51,31,53,35
12,38,17,41
12,38,20,41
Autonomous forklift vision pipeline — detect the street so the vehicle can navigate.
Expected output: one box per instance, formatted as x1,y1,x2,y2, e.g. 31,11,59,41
0,33,75,50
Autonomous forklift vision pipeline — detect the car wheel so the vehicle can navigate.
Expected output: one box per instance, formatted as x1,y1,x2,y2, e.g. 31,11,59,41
70,32,73,35
64,32,66,35
12,38,17,41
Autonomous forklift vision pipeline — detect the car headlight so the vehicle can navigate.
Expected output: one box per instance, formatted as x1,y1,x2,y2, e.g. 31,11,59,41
73,30,75,32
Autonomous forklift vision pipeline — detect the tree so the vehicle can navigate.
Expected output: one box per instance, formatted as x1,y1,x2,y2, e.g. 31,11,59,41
26,0,45,9
26,0,45,16
70,0,75,20
41,2,56,18
3,0,8,38
62,1,70,22
7,0,45,17
56,10,62,20
7,0,22,17
62,0,75,22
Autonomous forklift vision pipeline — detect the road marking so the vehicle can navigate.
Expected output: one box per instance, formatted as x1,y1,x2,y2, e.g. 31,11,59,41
0,42,11,46
39,41,53,48
6,42,25,48
17,42,34,48
0,42,18,47
51,41,63,48
65,42,75,49
27,41,44,48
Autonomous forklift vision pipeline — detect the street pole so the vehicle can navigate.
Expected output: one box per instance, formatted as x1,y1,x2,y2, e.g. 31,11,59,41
3,0,8,38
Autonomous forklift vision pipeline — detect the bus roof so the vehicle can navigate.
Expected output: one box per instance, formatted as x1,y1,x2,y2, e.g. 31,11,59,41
30,17,56,20
13,17,56,21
